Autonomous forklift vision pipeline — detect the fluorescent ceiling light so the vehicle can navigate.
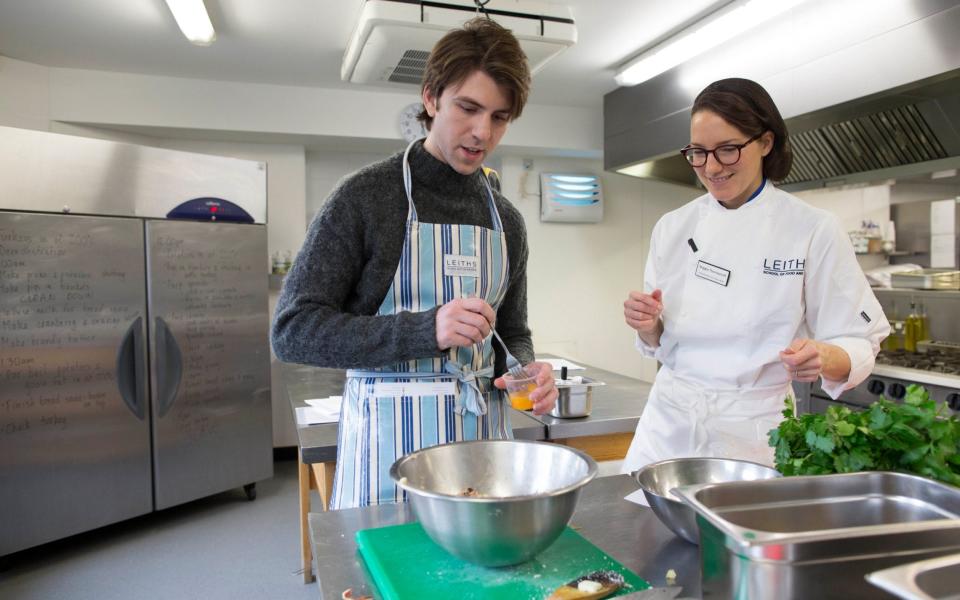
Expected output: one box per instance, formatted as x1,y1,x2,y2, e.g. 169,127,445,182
615,0,806,87
165,0,216,46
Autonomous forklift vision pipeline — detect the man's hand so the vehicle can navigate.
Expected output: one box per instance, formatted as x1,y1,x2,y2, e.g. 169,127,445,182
436,297,496,350
494,361,557,416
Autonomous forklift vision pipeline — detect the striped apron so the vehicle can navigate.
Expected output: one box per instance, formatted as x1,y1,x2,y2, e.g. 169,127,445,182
329,141,512,509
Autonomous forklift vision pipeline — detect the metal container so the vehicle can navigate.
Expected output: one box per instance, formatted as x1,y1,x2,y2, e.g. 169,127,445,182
674,472,960,599
891,269,960,290
548,377,604,418
633,457,780,544
390,439,597,566
868,552,960,600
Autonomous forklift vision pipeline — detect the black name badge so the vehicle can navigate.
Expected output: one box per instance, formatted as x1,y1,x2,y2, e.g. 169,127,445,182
695,260,731,287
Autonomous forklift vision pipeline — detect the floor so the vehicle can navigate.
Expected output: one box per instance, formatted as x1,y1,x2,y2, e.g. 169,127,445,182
0,459,317,600
0,458,627,600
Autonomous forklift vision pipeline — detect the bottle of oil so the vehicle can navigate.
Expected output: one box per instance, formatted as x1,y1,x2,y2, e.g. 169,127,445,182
918,300,930,342
904,301,921,352
883,302,901,351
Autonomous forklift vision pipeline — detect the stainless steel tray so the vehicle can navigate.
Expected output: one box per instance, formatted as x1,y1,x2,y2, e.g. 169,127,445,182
548,376,604,418
891,269,960,290
867,552,960,600
674,472,960,599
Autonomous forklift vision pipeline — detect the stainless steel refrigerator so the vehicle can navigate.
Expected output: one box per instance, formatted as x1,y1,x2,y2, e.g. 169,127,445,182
0,126,272,555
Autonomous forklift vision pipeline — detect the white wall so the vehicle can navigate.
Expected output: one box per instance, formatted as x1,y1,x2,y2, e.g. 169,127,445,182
0,56,49,130
794,183,892,271
305,149,401,222
793,183,890,233
500,157,696,381
3,52,602,155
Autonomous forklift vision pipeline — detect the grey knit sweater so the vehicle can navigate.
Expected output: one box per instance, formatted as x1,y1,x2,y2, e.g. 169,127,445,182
271,141,533,373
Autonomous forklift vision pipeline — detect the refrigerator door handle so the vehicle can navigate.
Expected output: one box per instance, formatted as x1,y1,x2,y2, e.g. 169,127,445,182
155,317,183,418
115,316,146,420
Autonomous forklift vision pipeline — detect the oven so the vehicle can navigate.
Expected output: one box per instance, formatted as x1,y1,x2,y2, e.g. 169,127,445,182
809,345,960,415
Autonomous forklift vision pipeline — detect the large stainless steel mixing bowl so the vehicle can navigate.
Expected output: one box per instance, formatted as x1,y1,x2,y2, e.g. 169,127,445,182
390,439,597,567
633,457,780,544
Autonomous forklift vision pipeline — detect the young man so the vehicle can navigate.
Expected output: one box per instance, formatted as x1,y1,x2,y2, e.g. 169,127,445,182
271,18,557,509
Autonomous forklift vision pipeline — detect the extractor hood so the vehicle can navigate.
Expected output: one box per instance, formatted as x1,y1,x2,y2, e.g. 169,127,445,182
605,0,960,191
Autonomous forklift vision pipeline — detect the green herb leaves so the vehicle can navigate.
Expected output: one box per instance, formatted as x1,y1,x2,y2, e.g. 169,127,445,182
769,386,960,486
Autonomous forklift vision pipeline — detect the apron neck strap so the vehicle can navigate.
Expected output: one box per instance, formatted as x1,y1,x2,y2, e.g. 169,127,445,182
402,139,504,231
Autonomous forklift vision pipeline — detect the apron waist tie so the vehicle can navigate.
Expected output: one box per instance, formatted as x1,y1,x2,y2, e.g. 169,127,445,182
443,360,494,416
661,369,789,456
345,362,495,417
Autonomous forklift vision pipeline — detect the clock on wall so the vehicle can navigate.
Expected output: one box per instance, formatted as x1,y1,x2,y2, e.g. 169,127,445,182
399,102,428,143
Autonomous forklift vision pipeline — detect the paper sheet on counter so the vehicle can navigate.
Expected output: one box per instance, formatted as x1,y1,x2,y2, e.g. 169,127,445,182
624,488,650,507
536,357,585,371
295,396,342,426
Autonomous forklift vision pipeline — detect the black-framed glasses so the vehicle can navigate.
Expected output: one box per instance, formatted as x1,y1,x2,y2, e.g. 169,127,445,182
680,133,764,167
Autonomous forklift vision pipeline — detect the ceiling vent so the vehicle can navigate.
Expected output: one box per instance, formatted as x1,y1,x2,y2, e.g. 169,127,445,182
341,0,577,86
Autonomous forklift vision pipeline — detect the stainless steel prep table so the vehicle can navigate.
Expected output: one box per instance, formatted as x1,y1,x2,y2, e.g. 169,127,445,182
529,358,652,439
281,362,548,581
308,474,701,599
523,357,652,461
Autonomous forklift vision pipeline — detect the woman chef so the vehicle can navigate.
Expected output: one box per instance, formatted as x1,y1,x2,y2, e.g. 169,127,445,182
621,78,890,471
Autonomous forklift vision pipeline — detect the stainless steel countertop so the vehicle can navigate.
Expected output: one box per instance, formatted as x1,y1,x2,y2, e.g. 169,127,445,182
872,363,960,389
528,358,652,439
308,474,701,599
281,359,653,463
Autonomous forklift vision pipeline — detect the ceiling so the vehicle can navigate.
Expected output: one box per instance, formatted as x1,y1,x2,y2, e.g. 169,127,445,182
0,0,727,109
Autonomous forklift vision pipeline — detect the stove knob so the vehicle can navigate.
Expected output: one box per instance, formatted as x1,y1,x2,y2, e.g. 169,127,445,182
867,379,885,395
948,393,960,412
887,383,907,400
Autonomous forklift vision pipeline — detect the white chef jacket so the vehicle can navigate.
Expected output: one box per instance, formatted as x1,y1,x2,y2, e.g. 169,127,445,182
623,182,890,471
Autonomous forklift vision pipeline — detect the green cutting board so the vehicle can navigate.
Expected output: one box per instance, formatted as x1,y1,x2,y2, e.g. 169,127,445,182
356,523,650,600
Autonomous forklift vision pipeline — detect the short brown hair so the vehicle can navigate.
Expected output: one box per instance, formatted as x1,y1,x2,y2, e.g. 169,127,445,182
692,78,793,181
418,17,531,129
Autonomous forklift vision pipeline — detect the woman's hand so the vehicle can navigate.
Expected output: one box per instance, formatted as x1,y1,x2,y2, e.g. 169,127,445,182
780,338,852,382
624,289,664,346
779,339,823,382
494,361,557,416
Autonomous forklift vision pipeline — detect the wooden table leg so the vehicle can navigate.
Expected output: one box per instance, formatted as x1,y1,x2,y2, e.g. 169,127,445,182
312,462,336,511
298,455,314,583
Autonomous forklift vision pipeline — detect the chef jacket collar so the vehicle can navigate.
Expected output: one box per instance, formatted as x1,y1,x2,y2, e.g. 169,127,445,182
705,178,773,214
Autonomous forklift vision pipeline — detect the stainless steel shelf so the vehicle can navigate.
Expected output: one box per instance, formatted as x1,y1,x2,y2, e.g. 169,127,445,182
873,288,960,298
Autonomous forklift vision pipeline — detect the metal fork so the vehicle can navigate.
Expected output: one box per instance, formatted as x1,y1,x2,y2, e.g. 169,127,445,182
490,328,527,379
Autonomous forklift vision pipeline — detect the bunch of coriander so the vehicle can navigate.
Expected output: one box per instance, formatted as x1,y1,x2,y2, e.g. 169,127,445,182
769,385,960,486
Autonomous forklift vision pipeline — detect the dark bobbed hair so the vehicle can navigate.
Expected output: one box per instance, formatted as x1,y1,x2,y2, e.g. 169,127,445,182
417,17,531,129
692,78,793,181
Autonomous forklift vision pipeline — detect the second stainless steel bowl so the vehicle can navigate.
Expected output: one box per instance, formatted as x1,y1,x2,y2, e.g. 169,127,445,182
633,457,780,544
391,439,598,566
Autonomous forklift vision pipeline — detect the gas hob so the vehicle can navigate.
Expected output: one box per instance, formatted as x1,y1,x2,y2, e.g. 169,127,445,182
811,347,960,414
876,348,960,375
